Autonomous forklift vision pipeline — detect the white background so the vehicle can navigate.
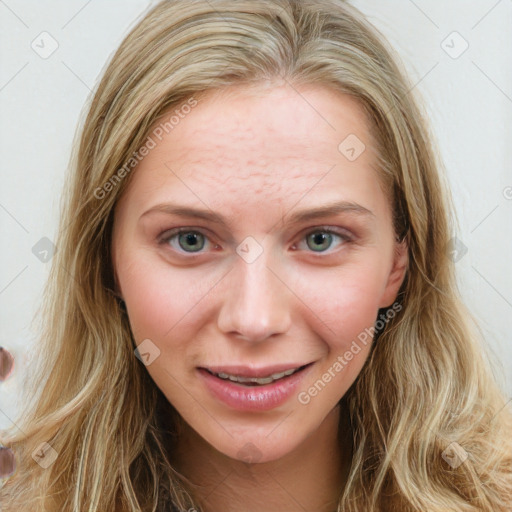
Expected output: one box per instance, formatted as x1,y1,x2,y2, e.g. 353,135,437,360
1,0,511,431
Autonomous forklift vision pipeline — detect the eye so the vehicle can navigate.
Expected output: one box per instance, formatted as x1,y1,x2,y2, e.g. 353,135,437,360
160,228,211,253
294,228,353,253
158,226,353,256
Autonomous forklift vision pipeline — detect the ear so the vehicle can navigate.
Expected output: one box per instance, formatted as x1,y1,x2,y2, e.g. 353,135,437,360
379,237,408,308
110,235,124,300
112,267,124,300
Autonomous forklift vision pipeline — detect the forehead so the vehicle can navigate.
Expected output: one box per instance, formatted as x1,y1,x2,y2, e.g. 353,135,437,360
119,83,388,220
168,83,373,169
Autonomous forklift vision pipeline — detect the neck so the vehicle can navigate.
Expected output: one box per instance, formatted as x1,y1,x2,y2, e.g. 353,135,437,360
172,404,352,512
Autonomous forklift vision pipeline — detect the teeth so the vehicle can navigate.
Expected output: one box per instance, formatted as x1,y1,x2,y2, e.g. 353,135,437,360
213,367,301,385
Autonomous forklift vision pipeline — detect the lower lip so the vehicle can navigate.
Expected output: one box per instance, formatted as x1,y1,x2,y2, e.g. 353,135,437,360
197,365,312,412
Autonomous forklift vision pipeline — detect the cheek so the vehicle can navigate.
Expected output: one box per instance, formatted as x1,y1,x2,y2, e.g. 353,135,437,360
119,248,387,350
293,261,386,348
293,265,383,410
117,252,205,343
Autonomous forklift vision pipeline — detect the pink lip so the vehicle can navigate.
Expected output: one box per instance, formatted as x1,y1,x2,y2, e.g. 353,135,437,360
197,363,313,412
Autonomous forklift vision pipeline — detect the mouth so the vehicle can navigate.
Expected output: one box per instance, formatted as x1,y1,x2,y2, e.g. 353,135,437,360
197,362,314,411
203,364,311,387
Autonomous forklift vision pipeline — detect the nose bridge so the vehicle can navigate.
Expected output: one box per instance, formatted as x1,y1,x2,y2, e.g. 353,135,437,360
217,244,291,342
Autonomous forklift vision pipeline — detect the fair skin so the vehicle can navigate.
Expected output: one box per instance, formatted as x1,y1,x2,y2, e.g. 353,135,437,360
112,83,408,512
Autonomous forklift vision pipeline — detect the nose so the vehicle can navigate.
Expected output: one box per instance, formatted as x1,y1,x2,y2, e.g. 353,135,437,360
216,248,292,342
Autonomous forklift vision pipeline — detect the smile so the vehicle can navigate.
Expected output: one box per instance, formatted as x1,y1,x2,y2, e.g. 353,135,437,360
206,365,306,386
198,363,313,411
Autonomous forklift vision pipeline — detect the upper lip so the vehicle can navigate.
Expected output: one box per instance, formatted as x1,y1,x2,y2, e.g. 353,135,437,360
201,363,311,378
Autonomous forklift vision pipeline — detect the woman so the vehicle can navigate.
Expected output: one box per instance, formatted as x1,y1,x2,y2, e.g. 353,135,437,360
1,0,511,510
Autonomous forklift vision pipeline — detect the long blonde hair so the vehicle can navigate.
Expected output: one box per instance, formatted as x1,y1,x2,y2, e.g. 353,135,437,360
1,1,511,510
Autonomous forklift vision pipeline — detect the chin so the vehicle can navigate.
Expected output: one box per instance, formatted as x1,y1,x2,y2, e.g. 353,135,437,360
222,433,302,464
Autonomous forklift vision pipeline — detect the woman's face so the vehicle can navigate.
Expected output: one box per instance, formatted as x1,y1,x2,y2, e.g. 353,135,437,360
112,84,407,463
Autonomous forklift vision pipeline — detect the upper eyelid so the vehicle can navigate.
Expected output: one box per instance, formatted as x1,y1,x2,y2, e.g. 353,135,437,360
158,226,216,244
159,225,352,239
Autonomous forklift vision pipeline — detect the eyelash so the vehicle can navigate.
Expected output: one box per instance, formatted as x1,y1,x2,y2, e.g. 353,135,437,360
158,226,354,256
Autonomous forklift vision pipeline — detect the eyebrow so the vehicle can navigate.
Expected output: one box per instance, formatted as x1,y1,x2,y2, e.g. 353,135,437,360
140,200,375,227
